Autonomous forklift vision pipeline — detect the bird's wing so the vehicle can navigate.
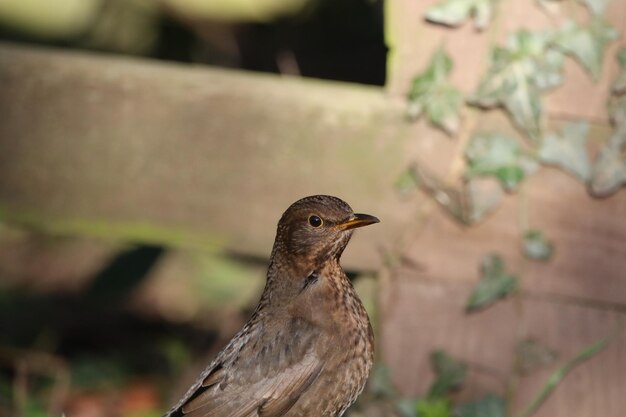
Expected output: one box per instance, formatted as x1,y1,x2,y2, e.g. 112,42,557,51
180,351,323,417
166,317,325,417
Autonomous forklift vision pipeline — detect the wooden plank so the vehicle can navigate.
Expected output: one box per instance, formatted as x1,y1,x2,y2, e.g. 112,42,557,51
381,277,626,416
0,42,417,271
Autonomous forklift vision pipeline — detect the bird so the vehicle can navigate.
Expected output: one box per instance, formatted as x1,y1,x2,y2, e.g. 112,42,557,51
164,195,379,417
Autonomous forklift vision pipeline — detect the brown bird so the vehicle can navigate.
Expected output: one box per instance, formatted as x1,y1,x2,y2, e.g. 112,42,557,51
164,195,379,417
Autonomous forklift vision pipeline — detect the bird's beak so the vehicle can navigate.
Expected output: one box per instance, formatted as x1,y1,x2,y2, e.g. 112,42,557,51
335,213,380,230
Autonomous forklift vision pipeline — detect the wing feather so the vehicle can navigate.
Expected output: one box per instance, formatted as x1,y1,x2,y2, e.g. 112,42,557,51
181,353,322,417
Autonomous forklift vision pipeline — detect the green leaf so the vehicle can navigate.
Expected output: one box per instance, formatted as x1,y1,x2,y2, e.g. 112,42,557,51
590,98,626,197
467,254,518,311
456,394,506,417
552,18,618,81
425,0,495,30
522,229,554,261
494,165,525,190
395,166,420,195
465,133,538,191
538,121,591,182
613,46,626,95
428,350,467,397
469,31,564,141
368,364,397,398
577,0,611,15
426,84,464,134
408,48,464,135
416,397,453,417
397,398,420,417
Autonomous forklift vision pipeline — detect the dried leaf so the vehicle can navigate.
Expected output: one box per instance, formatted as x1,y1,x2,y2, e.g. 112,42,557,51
613,47,626,95
466,177,504,224
552,18,618,81
522,229,554,261
538,121,591,182
408,48,464,135
411,164,503,225
425,0,495,30
467,254,518,311
590,98,626,197
590,137,626,197
428,350,467,398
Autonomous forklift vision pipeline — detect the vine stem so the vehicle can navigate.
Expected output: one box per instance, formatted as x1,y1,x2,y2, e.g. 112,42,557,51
514,337,610,417
517,181,529,233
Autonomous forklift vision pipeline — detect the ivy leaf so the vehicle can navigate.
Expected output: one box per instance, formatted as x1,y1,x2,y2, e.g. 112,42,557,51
397,398,420,417
577,0,611,15
469,31,564,141
613,47,626,95
522,229,554,261
552,18,618,81
368,364,397,398
425,0,495,30
416,398,453,417
395,166,420,195
467,254,518,311
408,48,464,135
538,121,591,182
411,164,503,225
427,85,464,134
465,132,538,191
456,395,506,417
428,350,467,398
589,99,626,197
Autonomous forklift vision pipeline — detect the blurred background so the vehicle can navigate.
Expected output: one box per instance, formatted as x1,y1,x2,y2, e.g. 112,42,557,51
0,1,625,417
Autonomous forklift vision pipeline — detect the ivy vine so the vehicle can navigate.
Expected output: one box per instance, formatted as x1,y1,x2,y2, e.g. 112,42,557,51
395,1,625,415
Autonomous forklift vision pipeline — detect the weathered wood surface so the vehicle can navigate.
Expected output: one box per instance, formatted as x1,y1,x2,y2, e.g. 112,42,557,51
403,166,626,306
382,278,626,417
0,41,416,271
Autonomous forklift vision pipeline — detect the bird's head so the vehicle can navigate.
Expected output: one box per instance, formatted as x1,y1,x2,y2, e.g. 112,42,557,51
273,195,379,267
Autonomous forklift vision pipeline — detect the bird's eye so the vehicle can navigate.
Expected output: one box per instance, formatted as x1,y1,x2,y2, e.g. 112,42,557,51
308,215,323,228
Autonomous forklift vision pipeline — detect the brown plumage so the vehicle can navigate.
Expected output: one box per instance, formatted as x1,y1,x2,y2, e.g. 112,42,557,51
164,195,379,417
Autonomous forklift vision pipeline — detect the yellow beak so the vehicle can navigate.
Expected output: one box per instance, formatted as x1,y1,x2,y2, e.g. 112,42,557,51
335,213,380,230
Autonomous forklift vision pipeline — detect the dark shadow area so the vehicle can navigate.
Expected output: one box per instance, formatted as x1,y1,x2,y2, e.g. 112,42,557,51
0,245,219,409
0,0,386,86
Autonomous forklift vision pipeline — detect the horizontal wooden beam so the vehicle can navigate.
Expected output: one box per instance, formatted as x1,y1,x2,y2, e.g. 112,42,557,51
0,42,416,270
